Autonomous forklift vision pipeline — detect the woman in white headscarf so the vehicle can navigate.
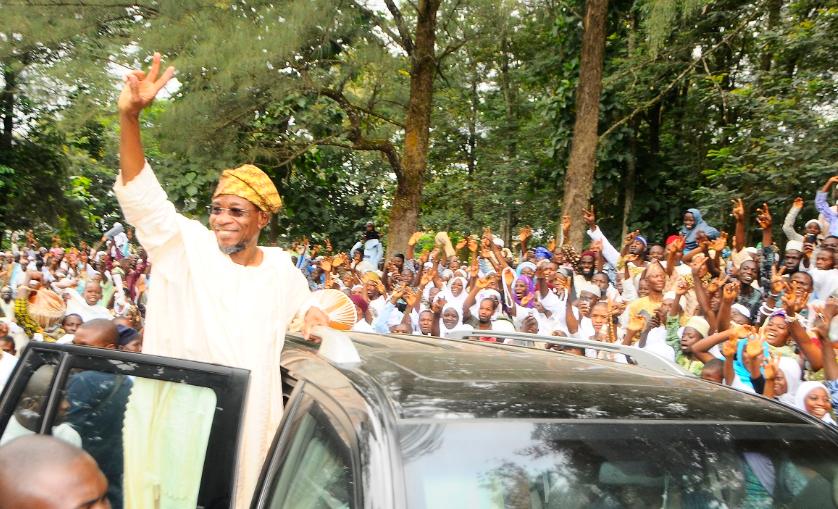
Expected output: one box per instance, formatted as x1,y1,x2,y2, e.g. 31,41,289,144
436,304,473,338
793,381,836,425
772,356,802,406
435,276,468,311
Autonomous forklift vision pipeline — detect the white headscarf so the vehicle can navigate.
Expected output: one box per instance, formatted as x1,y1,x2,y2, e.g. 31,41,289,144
439,304,473,338
776,357,802,406
793,381,836,424
436,276,468,309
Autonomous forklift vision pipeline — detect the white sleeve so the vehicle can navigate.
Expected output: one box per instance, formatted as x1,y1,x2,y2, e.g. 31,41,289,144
112,272,126,308
113,162,184,264
586,227,620,267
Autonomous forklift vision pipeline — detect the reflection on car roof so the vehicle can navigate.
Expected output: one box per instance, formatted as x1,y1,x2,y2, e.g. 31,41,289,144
285,332,811,425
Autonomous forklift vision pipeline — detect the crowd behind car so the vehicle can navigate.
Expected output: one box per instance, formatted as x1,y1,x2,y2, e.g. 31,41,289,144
3,178,838,431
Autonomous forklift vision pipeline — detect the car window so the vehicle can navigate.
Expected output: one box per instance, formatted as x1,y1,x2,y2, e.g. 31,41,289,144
61,369,217,509
401,421,838,509
266,405,355,509
0,344,248,508
0,364,71,447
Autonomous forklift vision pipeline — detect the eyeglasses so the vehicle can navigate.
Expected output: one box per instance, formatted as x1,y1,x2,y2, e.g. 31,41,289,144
206,205,255,218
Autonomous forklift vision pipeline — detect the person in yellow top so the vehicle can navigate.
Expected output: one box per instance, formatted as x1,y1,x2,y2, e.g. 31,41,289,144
623,261,668,345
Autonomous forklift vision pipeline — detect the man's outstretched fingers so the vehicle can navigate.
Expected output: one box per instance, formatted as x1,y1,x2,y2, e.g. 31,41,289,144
147,51,161,83
127,74,140,99
154,66,176,93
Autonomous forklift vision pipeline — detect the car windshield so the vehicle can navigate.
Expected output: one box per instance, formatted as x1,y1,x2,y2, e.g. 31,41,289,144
399,420,838,508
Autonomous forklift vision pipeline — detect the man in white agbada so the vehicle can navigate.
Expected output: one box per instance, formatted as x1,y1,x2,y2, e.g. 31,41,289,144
115,53,329,508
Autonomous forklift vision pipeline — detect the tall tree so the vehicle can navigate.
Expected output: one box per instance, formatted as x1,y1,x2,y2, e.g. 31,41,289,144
357,0,443,256
559,0,608,248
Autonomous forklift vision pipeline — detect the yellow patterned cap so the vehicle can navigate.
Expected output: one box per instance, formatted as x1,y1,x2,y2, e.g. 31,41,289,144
213,164,281,213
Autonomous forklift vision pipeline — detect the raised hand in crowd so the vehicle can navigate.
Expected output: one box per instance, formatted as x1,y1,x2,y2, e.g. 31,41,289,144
582,206,596,229
755,202,772,229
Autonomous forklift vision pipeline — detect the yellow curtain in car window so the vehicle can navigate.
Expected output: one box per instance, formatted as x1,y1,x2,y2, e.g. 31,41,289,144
123,379,217,509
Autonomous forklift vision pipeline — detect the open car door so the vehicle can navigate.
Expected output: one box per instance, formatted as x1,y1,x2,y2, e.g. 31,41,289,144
0,342,249,509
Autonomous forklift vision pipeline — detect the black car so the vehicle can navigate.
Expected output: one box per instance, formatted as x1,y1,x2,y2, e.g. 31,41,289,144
2,329,838,508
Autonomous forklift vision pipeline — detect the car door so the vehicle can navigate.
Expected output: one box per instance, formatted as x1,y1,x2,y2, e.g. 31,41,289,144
0,342,249,509
251,379,362,509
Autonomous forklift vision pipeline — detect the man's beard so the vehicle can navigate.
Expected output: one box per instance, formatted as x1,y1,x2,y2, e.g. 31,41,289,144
219,241,247,255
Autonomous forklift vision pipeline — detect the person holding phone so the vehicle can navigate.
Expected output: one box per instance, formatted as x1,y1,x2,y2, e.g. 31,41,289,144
782,196,823,244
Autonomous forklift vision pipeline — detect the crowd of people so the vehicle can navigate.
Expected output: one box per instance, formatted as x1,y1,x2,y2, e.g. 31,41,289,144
293,177,838,426
0,225,146,388
2,179,838,429
2,50,835,508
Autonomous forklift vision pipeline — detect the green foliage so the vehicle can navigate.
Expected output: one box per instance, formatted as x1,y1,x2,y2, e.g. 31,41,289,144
1,0,834,253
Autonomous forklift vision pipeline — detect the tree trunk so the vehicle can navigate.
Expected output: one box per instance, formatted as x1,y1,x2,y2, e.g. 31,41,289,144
499,35,518,158
499,32,519,244
464,61,478,223
1,66,15,152
558,0,608,248
385,0,441,257
759,0,782,73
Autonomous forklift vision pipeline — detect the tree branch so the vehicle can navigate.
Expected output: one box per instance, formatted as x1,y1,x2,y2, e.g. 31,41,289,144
383,0,415,55
317,89,403,176
347,0,411,56
701,56,729,125
599,8,763,141
319,138,402,177
318,88,405,129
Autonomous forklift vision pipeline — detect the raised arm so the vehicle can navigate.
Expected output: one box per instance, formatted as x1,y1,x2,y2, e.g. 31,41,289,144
691,256,720,329
559,215,571,247
756,202,773,249
583,207,620,267
664,235,684,277
692,323,752,356
782,198,804,242
564,276,580,334
731,198,746,252
488,231,510,272
518,226,532,259
406,232,421,261
716,282,738,333
118,52,175,184
461,263,482,321
783,286,822,371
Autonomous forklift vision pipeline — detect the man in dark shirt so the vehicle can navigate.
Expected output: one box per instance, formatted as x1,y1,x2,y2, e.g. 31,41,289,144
69,319,133,509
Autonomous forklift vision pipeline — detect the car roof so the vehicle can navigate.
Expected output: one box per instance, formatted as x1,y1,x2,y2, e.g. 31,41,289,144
284,331,813,426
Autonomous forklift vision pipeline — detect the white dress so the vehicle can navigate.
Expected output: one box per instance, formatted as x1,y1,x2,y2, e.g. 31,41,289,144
114,163,312,508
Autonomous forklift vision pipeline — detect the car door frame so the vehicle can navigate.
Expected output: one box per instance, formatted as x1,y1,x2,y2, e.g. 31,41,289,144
0,342,250,509
251,377,364,509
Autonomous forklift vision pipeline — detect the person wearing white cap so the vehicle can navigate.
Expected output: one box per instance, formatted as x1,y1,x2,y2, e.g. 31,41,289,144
783,240,804,274
564,279,602,343
666,315,712,375
635,299,676,363
730,303,753,325
782,196,822,244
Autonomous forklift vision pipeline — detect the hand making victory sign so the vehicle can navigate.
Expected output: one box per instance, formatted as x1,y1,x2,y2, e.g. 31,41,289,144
118,52,176,183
